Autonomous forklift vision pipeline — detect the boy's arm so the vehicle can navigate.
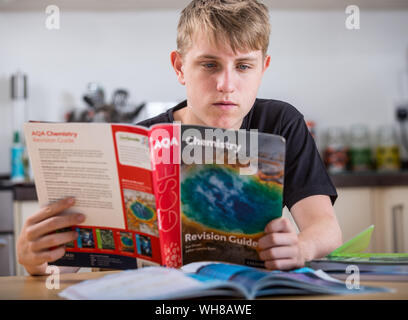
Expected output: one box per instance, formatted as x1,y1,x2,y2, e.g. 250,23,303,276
258,195,342,270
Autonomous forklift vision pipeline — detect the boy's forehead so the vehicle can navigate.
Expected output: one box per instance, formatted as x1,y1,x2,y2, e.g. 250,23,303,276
187,30,262,60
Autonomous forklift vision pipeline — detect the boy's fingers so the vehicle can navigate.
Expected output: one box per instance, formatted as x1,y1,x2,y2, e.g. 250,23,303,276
26,197,76,226
36,246,67,264
31,231,78,252
264,217,294,234
259,246,297,261
26,214,84,241
258,232,297,250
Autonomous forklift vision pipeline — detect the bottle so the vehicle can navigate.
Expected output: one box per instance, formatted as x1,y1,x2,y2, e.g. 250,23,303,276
375,125,400,171
11,131,26,183
10,70,29,182
349,124,372,172
395,106,408,170
324,127,348,173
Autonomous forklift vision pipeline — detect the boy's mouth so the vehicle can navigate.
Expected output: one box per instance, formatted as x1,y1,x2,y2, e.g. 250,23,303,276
213,101,238,110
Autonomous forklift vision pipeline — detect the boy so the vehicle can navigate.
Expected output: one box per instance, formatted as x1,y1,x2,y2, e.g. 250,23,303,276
17,0,342,275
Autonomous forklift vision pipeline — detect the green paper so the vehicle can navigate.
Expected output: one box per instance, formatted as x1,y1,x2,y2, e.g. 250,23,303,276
327,225,408,261
326,252,408,262
328,225,374,257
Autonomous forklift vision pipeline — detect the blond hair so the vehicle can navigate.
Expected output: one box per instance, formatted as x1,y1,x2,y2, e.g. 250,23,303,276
177,0,271,57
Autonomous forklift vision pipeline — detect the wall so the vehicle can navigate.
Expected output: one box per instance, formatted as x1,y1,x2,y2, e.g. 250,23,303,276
0,9,407,173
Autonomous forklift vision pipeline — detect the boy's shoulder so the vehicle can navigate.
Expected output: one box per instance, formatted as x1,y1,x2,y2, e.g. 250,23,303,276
246,98,304,133
136,110,172,128
252,98,304,121
136,100,186,128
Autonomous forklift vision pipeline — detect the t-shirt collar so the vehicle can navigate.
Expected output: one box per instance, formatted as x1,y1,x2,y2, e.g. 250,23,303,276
167,99,256,130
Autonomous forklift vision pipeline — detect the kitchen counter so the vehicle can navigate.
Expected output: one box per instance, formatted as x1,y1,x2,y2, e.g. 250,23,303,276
0,179,37,201
330,171,408,188
3,171,408,202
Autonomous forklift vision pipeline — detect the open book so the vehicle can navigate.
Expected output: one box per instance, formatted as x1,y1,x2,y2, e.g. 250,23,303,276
306,225,408,281
58,261,389,300
24,122,285,269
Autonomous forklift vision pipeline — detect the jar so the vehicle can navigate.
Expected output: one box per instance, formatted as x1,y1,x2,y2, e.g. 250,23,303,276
324,127,348,173
349,124,372,172
375,125,400,171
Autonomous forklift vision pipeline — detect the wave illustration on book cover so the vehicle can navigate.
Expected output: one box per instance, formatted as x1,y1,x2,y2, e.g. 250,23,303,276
180,129,285,267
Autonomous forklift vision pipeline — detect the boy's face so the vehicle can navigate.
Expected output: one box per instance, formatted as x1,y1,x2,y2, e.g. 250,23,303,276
171,31,270,129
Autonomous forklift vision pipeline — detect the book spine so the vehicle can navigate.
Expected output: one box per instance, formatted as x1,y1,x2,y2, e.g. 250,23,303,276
149,124,182,268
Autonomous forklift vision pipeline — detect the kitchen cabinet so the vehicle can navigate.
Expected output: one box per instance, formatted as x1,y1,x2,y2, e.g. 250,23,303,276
332,187,408,253
0,189,15,276
372,187,408,253
285,186,408,254
334,188,374,251
13,200,39,276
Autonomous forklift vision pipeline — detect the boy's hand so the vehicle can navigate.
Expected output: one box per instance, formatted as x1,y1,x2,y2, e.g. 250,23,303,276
16,197,85,275
258,217,305,270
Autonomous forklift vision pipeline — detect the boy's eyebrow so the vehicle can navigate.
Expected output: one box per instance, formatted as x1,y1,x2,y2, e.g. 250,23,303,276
196,54,258,62
236,56,258,62
196,54,219,60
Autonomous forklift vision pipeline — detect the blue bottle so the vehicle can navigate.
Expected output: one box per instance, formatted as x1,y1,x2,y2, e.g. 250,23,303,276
11,131,25,183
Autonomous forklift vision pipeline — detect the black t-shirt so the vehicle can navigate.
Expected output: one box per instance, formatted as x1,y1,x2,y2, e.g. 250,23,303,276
137,99,337,210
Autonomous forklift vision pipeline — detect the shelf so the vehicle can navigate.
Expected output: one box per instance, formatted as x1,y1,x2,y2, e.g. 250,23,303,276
0,179,37,201
330,171,408,188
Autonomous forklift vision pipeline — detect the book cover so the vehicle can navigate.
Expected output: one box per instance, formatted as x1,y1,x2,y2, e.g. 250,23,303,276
23,122,285,270
179,125,285,267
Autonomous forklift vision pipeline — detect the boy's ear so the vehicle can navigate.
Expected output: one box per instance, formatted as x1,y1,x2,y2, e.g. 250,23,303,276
262,54,271,73
170,50,186,86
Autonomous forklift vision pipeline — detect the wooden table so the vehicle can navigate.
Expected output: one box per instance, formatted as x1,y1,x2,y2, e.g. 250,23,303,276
0,271,407,300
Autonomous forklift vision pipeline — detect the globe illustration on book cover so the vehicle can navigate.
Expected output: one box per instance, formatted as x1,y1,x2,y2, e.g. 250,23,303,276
181,165,282,235
180,160,284,266
130,201,155,221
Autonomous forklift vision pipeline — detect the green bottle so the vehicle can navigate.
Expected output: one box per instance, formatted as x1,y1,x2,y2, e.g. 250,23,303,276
349,124,372,172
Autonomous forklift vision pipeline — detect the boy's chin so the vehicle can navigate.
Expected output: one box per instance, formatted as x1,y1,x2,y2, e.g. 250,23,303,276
205,117,241,130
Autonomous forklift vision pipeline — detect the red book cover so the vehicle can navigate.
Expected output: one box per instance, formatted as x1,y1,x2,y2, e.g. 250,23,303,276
149,123,182,268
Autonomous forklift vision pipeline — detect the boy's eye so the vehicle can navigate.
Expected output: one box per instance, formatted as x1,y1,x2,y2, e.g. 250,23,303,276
237,64,250,71
202,63,217,69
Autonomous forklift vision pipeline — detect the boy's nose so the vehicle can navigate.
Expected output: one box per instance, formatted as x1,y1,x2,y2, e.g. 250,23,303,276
216,70,235,93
